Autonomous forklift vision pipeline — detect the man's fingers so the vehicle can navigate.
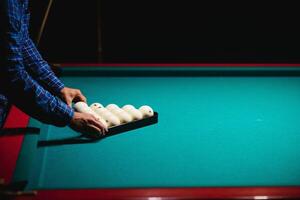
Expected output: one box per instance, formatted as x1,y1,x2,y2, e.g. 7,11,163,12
85,124,102,137
89,118,108,134
74,91,87,103
91,115,107,131
78,93,87,103
69,112,109,138
67,98,72,106
73,95,87,104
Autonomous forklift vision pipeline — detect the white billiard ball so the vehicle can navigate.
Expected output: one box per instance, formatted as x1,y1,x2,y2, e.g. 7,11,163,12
118,112,133,123
109,108,133,123
90,103,104,109
106,115,121,127
101,110,120,124
106,104,120,111
91,106,106,115
122,105,143,120
74,102,91,113
132,109,143,120
96,116,109,129
122,105,135,111
89,110,108,129
139,105,154,117
92,107,121,127
74,102,108,129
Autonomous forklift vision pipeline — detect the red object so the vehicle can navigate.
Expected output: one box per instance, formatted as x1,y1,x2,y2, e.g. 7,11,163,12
2,63,300,199
0,106,29,183
12,187,300,200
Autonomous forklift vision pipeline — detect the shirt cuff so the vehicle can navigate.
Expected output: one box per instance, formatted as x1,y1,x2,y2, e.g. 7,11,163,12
53,98,74,126
50,80,65,95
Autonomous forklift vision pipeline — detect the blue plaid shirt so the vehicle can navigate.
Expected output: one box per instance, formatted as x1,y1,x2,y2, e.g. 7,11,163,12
0,0,74,127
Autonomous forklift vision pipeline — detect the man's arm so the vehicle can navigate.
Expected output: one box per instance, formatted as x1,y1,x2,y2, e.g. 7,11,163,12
20,0,64,95
22,38,88,106
0,0,73,127
22,37,64,95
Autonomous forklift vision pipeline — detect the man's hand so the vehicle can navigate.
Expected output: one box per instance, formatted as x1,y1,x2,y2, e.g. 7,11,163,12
60,87,87,107
69,112,108,138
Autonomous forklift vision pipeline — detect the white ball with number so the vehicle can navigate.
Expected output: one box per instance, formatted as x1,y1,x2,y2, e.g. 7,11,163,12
106,104,120,111
122,105,135,111
90,103,104,109
139,105,154,117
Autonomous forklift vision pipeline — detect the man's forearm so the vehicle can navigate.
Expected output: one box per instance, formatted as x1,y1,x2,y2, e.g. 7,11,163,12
2,66,74,126
0,0,74,126
22,38,65,95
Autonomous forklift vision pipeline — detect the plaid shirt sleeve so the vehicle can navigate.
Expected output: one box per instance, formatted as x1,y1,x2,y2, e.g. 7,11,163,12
21,0,64,95
22,38,65,95
0,0,74,127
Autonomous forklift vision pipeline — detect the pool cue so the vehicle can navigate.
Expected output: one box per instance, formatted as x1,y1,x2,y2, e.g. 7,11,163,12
36,0,54,46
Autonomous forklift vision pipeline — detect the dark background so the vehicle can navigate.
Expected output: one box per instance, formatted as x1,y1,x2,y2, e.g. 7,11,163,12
29,1,300,63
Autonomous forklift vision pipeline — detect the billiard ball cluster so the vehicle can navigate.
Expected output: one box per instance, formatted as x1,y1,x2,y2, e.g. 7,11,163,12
74,102,154,129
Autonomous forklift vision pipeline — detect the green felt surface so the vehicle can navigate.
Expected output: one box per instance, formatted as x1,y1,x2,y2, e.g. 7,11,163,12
14,67,300,189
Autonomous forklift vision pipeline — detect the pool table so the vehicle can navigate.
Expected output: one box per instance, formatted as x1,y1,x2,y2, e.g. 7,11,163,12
2,64,300,199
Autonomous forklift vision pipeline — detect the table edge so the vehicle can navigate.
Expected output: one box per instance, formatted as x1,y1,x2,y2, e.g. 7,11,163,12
12,187,300,200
